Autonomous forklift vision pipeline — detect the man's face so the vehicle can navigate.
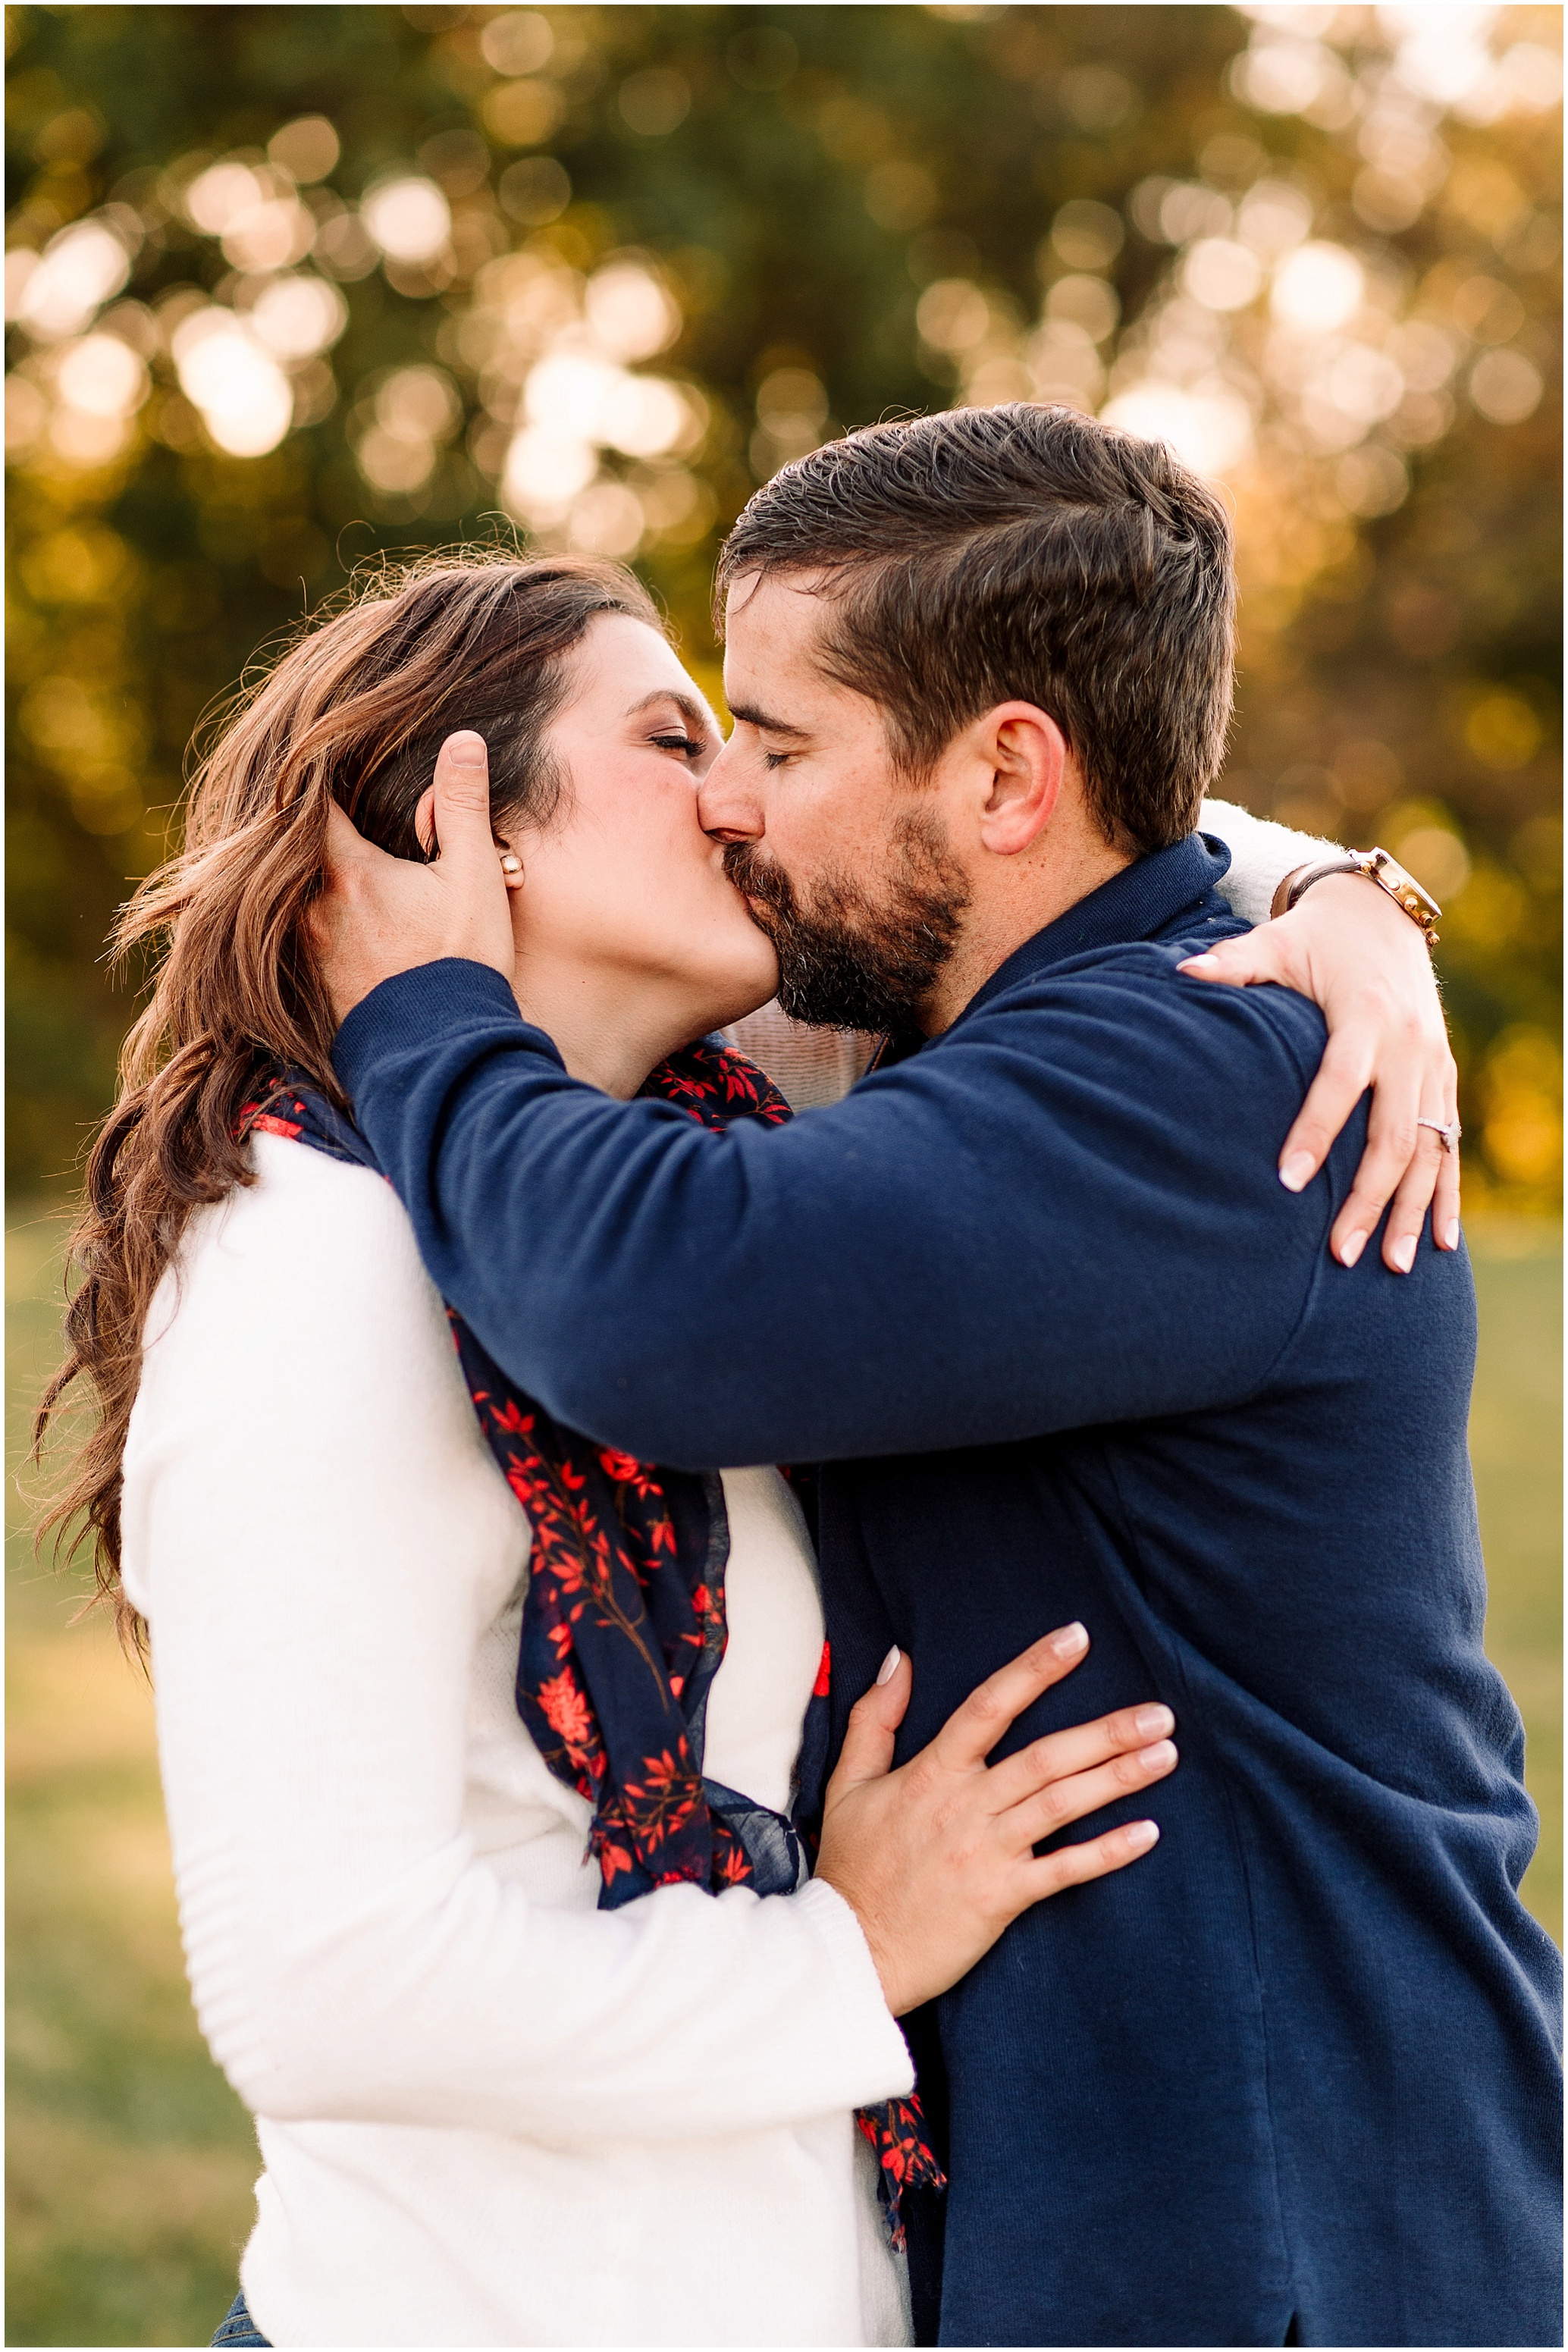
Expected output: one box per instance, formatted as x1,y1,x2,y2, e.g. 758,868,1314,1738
700,570,969,1032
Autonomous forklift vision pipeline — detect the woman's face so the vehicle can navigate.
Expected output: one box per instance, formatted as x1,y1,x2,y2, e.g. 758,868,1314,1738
501,613,779,1040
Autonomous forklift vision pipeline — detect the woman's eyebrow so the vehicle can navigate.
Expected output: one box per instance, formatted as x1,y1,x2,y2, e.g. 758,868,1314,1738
625,688,717,736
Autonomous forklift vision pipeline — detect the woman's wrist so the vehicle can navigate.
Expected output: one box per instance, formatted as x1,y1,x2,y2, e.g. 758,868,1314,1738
1269,848,1442,945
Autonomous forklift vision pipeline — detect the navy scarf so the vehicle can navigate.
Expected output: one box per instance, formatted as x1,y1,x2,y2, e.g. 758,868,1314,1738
240,1036,942,2242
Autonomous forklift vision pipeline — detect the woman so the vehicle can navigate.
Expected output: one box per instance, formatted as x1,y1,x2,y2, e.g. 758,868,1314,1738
42,554,1378,2349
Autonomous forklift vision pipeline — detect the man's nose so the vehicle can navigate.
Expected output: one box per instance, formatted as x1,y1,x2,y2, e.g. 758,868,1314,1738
697,738,762,842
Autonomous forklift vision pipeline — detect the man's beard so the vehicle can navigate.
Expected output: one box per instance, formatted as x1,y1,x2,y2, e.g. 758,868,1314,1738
723,811,970,1033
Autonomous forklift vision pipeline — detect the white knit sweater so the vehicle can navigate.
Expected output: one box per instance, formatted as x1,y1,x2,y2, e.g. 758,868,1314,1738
121,1136,915,2349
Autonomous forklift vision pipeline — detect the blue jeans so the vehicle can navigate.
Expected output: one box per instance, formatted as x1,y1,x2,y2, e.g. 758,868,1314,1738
211,2290,271,2347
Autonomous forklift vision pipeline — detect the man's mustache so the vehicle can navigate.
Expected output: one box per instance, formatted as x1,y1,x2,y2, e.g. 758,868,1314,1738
722,839,795,926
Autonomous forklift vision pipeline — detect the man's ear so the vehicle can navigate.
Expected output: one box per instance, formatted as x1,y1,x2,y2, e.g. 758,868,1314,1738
971,704,1067,857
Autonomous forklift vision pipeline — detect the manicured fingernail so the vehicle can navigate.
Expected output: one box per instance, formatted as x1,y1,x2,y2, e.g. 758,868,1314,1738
1338,1230,1368,1268
447,731,487,765
1442,1220,1460,1251
1389,1234,1417,1274
1134,1704,1174,1739
1124,1820,1159,1851
876,1645,902,1686
1050,1621,1089,1657
1178,954,1219,974
1138,1740,1178,1771
1278,1152,1316,1193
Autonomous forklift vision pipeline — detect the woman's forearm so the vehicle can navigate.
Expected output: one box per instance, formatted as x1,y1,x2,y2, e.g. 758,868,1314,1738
1200,795,1338,927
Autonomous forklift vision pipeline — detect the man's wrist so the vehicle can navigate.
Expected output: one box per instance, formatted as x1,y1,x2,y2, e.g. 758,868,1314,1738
331,957,533,1096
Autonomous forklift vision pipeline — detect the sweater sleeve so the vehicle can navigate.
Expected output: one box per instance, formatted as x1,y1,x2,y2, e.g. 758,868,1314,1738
121,1140,912,2144
1200,796,1338,927
332,951,1335,1470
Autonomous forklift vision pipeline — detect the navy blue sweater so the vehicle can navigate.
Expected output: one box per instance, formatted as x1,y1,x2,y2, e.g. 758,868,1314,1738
336,836,1560,2349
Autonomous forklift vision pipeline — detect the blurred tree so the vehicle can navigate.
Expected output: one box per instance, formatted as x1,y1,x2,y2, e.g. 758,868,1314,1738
5,3,1560,1202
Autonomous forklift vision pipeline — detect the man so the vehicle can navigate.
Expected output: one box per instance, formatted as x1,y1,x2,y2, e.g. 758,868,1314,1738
313,408,1560,2346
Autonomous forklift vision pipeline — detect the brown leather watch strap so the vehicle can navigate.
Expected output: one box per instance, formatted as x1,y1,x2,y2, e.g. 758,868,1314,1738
1269,847,1442,944
1269,854,1363,921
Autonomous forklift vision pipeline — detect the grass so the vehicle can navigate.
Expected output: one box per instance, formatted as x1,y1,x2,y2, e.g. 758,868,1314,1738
5,1200,1561,2347
7,1203,260,2351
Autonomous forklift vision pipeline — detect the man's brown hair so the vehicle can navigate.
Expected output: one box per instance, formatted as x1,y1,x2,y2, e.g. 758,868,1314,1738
716,403,1235,853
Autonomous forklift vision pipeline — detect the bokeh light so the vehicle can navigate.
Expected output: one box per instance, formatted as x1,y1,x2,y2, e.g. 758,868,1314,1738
361,176,451,265
480,10,554,77
1272,240,1366,331
584,262,681,361
247,273,348,362
13,218,131,340
55,332,148,421
619,67,692,137
171,309,293,456
267,114,341,184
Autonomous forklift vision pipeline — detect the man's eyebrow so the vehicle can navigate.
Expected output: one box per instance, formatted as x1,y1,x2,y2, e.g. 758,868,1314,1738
725,700,811,739
625,688,718,735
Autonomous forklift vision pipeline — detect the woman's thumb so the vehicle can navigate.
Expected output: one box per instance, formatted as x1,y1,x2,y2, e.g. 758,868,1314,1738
829,1648,911,1792
1177,928,1280,989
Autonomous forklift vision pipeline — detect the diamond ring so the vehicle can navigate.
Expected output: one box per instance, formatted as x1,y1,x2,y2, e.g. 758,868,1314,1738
1416,1117,1461,1153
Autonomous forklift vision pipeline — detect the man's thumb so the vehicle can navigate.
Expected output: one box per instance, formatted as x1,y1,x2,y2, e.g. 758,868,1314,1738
429,730,496,865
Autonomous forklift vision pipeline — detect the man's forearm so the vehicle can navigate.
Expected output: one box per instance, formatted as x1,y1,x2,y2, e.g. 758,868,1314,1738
335,955,1326,1469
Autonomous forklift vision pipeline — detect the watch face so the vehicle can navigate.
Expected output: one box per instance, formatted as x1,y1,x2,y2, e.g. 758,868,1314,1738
1371,849,1442,924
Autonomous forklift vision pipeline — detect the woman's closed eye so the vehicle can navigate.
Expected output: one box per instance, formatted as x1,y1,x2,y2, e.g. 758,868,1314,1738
649,732,707,760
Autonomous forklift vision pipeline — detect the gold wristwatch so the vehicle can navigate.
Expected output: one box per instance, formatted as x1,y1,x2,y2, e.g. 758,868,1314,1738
1269,847,1442,946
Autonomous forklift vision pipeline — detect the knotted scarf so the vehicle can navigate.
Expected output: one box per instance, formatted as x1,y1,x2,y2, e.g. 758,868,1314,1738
240,1035,944,2244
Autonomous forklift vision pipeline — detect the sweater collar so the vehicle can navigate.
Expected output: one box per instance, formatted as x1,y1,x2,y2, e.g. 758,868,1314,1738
954,830,1233,1030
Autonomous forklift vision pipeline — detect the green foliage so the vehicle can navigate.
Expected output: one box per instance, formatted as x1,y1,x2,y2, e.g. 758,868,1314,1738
4,3,1562,1193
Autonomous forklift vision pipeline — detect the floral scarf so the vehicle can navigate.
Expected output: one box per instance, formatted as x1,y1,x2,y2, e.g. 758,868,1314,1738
240,1036,944,2244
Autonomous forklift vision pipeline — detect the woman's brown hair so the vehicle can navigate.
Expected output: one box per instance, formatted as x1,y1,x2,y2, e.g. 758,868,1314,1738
34,549,663,1646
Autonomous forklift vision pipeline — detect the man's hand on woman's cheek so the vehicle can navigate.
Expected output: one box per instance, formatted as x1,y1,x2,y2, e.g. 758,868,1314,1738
1178,872,1460,1275
309,732,517,1024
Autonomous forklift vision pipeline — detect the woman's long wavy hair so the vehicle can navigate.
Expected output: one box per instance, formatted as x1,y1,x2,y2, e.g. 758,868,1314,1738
34,549,663,1648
